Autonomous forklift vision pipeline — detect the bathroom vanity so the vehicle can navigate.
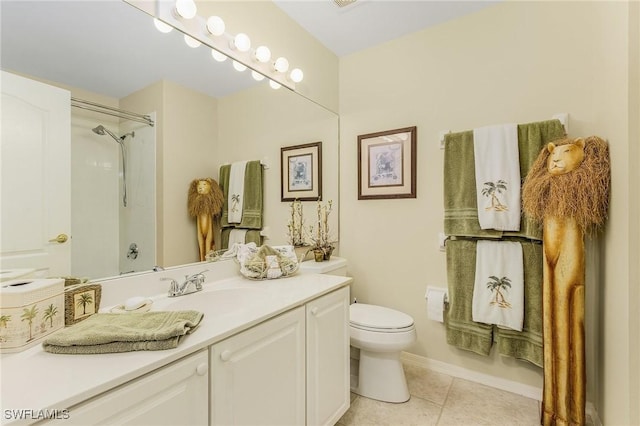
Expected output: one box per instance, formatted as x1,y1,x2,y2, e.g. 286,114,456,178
0,269,352,426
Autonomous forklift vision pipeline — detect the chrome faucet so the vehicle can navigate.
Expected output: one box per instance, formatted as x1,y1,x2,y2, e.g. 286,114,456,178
161,271,207,297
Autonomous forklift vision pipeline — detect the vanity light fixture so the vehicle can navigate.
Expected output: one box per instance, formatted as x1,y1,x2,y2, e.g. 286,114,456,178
206,15,225,36
211,50,227,62
184,34,201,48
129,0,303,91
273,57,289,73
153,18,173,33
232,60,247,72
289,68,304,83
254,46,271,63
174,0,197,19
231,33,251,52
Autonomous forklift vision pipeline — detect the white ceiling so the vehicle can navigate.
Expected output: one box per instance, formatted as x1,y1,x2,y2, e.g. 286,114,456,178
273,0,499,57
1,1,498,99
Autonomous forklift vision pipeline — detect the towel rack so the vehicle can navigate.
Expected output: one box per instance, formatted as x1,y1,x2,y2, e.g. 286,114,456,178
439,113,570,149
221,158,270,170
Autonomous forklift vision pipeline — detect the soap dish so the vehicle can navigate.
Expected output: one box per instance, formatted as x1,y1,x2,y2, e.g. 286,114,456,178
110,300,153,314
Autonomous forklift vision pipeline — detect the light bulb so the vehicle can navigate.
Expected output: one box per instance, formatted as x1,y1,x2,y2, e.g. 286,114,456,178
206,16,225,36
269,80,282,90
184,34,201,48
174,0,197,19
254,46,271,63
232,33,251,52
153,18,173,34
232,61,247,72
211,50,227,62
289,68,304,83
251,71,265,81
273,57,289,73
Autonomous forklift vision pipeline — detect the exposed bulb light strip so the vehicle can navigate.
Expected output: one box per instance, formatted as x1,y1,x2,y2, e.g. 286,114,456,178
126,0,300,90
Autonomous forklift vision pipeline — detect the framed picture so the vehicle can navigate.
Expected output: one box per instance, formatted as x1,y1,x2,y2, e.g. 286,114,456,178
281,141,322,201
358,126,417,200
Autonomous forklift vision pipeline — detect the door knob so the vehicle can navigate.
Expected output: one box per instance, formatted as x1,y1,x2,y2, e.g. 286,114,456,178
48,234,68,244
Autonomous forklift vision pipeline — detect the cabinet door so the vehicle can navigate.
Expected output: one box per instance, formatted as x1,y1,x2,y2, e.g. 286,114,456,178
210,307,305,426
306,287,350,426
54,350,209,425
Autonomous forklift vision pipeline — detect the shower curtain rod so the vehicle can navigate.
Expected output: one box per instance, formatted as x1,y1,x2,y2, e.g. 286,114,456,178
71,97,155,127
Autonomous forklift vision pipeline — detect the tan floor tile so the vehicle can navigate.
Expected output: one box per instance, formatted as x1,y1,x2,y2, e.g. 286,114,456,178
438,378,540,426
339,395,441,426
403,363,453,406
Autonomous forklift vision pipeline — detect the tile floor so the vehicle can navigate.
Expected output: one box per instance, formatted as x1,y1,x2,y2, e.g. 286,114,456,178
337,362,543,426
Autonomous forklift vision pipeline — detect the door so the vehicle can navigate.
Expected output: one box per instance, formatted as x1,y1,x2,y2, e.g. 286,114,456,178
306,287,351,426
210,307,306,426
0,71,71,278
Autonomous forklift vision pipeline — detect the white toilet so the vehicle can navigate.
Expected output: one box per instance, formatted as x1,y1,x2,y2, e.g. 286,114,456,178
298,257,417,403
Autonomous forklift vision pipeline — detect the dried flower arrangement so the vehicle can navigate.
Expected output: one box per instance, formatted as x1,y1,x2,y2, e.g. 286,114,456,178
286,199,306,247
308,199,334,261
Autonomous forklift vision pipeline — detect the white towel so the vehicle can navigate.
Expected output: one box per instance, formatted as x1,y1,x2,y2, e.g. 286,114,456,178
228,160,248,224
472,240,524,331
473,124,521,231
228,229,248,248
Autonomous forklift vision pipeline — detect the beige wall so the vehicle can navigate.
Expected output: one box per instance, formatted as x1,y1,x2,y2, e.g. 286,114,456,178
339,2,638,424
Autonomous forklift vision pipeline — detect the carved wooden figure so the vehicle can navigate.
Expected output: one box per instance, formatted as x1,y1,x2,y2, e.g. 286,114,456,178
188,178,224,261
522,136,610,426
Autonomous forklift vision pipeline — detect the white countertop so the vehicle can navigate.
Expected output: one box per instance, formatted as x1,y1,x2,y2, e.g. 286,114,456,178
0,272,352,425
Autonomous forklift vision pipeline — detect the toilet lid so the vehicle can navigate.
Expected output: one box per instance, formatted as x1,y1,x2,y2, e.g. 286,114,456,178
350,303,414,330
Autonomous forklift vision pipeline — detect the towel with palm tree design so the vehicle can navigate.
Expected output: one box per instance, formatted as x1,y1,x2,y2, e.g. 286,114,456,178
473,124,521,231
472,240,524,331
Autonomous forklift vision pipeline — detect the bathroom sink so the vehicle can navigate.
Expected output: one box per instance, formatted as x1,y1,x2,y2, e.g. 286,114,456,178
153,286,267,315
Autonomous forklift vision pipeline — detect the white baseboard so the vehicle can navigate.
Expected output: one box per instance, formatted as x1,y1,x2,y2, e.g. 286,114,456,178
400,352,602,424
400,351,542,400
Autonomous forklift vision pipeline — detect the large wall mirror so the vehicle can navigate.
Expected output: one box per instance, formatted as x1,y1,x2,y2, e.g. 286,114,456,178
0,1,339,282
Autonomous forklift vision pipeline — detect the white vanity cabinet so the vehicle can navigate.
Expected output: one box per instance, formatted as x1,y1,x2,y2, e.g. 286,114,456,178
306,286,350,426
210,287,350,426
47,349,209,425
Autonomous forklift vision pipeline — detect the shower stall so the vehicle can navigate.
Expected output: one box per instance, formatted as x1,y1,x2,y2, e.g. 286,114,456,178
70,102,156,279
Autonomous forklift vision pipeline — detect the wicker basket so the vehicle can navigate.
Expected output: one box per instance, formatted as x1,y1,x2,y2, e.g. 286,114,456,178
236,245,301,280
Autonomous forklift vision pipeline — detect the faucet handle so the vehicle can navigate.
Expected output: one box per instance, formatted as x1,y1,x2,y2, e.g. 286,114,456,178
160,277,180,297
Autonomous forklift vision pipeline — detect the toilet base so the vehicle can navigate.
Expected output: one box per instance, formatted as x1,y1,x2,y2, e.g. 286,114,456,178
352,349,410,403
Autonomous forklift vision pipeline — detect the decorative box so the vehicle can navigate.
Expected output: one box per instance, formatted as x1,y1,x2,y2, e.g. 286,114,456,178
0,278,65,353
64,284,102,326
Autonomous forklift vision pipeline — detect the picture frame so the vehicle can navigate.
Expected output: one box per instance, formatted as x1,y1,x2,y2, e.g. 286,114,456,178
281,141,322,201
358,126,417,200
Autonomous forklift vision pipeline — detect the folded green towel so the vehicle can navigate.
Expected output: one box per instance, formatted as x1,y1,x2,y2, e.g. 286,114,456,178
221,228,262,250
42,310,203,354
496,241,543,367
445,239,494,356
444,119,565,240
220,160,263,229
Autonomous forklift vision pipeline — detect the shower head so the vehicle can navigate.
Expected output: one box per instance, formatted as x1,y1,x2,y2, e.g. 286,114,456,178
92,125,122,144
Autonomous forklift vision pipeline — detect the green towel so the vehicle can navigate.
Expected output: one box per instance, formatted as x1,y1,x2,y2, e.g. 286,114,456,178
221,228,262,250
444,119,565,240
445,239,494,356
496,241,544,367
42,310,203,354
219,160,263,229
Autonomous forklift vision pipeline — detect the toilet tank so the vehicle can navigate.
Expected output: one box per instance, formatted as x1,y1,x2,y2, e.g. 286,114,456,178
298,257,347,276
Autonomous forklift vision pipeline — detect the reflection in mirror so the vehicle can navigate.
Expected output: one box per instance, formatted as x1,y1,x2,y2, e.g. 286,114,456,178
0,0,339,282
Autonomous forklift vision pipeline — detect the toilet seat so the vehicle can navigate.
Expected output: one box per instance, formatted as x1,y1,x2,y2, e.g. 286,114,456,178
350,303,414,333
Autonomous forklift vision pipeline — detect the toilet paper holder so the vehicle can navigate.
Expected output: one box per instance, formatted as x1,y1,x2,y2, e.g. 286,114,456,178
425,287,449,305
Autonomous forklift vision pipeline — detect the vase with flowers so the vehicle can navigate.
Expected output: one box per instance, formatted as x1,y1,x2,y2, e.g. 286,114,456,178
308,199,334,261
287,199,311,261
